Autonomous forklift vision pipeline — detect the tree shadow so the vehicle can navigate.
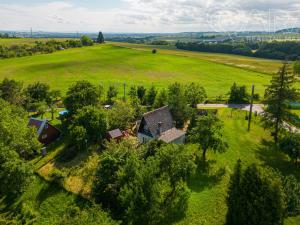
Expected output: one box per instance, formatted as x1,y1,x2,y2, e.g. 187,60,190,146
36,182,62,206
255,139,300,180
187,159,226,192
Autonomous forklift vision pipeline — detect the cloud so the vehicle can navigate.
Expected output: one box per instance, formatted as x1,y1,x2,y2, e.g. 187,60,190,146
0,0,299,32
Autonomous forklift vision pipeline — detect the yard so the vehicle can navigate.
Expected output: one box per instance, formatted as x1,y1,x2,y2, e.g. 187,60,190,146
34,108,300,225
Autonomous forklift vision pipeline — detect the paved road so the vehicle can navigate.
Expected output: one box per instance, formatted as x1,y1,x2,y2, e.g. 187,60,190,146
197,104,264,114
197,103,299,133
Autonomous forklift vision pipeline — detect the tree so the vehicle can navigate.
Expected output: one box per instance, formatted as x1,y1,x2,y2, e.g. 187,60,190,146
282,175,300,217
167,83,191,127
108,101,135,130
128,86,137,101
294,60,300,76
189,114,228,161
279,132,300,166
137,86,147,105
145,85,157,106
97,31,105,44
106,85,118,105
228,82,249,104
0,144,33,196
184,83,207,108
226,162,285,225
35,101,48,118
69,126,88,151
25,82,50,104
71,105,107,142
0,99,41,156
0,78,24,105
154,89,168,108
64,81,100,113
262,62,299,143
81,35,93,46
93,141,195,224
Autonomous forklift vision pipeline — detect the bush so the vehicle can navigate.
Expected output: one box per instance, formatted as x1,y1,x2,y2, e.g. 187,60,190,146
152,49,157,54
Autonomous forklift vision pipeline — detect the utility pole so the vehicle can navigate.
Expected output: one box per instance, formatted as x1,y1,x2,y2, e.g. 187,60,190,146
248,84,255,131
30,27,33,38
123,82,126,102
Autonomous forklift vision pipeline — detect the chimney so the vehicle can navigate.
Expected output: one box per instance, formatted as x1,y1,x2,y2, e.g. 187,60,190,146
157,122,163,136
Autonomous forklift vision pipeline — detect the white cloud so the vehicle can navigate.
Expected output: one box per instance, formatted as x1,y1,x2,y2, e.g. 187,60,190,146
0,0,299,32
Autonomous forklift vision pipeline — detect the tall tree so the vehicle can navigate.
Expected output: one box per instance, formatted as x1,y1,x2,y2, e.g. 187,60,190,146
145,85,157,106
262,62,299,143
70,105,107,142
279,132,300,166
137,86,147,105
0,99,41,156
167,83,190,127
189,114,228,161
0,78,24,105
154,89,168,109
0,144,33,196
108,101,135,130
97,31,105,44
228,82,249,104
106,85,118,105
226,163,285,225
64,81,100,113
25,82,50,104
184,83,207,108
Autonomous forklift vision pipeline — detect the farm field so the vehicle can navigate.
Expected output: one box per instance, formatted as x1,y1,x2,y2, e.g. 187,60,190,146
34,108,300,225
111,42,284,75
0,43,292,98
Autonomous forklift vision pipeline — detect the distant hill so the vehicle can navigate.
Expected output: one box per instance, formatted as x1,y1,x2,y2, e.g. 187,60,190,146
276,28,300,34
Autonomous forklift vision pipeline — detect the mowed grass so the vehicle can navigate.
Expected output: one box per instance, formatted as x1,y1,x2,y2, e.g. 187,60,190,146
111,42,284,75
0,44,278,98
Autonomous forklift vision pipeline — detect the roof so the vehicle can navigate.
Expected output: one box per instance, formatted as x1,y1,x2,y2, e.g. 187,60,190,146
158,128,186,143
108,129,123,139
142,106,174,137
28,118,47,136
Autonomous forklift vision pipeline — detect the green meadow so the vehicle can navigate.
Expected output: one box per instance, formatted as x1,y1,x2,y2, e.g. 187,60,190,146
0,44,285,98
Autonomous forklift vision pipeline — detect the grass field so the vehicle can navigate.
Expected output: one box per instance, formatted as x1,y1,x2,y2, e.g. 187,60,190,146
111,42,284,75
35,108,300,225
0,43,290,98
0,38,72,46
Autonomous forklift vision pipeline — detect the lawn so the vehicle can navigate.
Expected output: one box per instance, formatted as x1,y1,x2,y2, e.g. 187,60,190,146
36,108,300,225
0,44,280,98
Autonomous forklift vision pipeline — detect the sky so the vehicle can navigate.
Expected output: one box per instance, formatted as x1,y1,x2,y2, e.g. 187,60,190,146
0,0,299,33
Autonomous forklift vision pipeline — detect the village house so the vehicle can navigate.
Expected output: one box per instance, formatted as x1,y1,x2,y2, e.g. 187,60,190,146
28,118,61,145
137,106,186,144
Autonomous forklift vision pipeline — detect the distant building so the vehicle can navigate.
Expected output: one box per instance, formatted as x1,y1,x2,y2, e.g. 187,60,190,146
107,129,124,142
28,118,61,145
137,106,185,144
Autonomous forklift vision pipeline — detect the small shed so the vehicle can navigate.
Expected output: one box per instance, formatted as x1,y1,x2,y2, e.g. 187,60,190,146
107,129,124,142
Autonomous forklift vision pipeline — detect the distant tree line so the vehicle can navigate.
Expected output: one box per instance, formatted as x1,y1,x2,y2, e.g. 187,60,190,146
0,35,95,59
176,41,300,60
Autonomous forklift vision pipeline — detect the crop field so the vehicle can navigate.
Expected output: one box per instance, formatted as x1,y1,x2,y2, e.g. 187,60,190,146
0,43,295,98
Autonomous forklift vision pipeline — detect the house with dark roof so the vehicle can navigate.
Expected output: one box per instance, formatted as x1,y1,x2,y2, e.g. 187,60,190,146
137,106,185,144
107,129,124,142
28,118,61,145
